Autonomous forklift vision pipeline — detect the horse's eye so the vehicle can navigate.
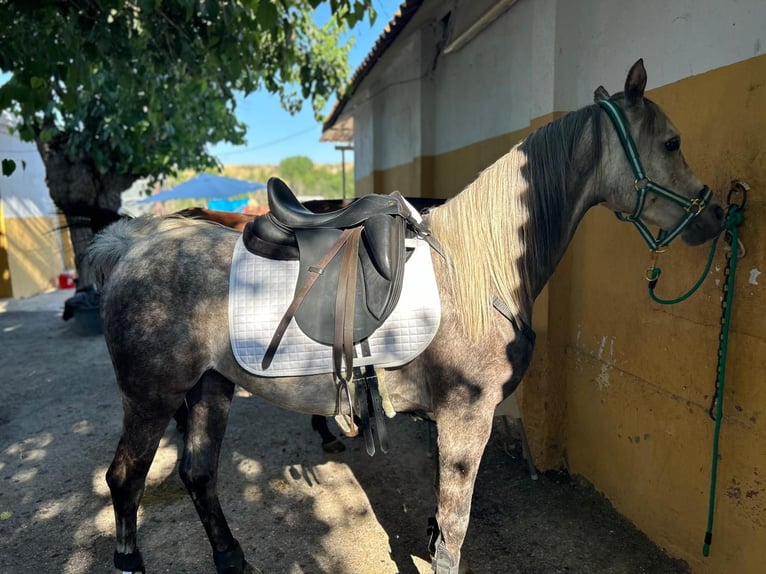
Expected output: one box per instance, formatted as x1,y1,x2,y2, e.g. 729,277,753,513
664,137,681,152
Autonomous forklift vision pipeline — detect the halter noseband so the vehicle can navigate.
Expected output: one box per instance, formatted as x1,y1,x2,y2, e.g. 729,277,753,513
598,99,712,250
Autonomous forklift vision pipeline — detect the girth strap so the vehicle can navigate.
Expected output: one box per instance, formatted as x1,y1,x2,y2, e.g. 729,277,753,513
262,227,359,371
353,340,390,456
354,364,376,455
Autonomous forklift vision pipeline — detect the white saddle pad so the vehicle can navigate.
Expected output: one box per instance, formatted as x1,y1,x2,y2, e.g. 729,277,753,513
229,234,441,377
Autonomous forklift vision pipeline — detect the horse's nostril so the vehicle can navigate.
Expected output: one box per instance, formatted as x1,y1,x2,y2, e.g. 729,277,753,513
712,204,725,222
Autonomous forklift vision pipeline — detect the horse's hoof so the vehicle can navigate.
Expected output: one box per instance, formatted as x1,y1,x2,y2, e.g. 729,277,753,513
214,540,250,574
113,550,145,573
322,438,346,454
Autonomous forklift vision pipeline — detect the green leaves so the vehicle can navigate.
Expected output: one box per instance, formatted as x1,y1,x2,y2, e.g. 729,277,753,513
257,0,279,31
0,0,375,190
2,159,16,177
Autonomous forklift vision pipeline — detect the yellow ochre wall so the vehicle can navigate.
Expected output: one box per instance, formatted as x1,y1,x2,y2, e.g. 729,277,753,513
2,215,63,298
548,54,766,574
363,55,766,573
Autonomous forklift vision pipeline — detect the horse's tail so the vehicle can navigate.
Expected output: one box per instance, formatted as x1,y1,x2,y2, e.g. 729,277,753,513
87,216,219,286
85,216,160,286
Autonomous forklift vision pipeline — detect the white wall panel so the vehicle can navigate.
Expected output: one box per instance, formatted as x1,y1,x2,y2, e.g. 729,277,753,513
0,121,56,219
349,0,765,178
554,0,766,110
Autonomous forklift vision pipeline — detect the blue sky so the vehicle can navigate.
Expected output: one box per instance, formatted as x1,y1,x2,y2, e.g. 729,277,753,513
1,1,404,166
210,0,404,166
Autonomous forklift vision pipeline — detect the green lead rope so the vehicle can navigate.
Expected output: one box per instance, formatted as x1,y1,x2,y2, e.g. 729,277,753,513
646,234,720,305
644,200,745,557
703,203,743,557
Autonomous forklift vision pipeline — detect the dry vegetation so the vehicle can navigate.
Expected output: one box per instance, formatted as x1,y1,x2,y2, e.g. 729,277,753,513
167,156,354,203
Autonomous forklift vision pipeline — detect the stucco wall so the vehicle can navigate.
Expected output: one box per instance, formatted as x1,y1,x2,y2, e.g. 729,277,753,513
549,55,766,574
339,0,765,571
0,118,64,298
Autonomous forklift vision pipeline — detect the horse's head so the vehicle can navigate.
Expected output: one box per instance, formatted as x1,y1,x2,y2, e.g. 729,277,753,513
595,59,724,248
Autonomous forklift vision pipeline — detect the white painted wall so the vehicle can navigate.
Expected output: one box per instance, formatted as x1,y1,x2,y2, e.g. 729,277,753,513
346,0,765,182
554,0,766,110
0,113,56,219
353,100,375,185
371,30,425,170
431,0,533,156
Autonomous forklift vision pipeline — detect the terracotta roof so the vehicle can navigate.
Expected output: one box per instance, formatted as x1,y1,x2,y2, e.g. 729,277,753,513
322,0,424,137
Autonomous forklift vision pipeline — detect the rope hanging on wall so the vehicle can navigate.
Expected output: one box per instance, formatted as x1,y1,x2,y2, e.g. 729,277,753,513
643,180,749,557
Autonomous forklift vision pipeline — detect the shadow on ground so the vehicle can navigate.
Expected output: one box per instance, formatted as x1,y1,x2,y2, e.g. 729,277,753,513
0,310,687,573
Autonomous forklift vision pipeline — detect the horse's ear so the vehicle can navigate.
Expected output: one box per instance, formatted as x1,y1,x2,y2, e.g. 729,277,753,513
593,86,610,102
624,59,647,104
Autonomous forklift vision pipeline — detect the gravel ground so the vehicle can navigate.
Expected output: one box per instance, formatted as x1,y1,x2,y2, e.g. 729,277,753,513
0,298,688,574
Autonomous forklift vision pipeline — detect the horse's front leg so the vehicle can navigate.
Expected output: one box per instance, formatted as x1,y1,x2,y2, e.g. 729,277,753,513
431,403,495,574
179,370,260,574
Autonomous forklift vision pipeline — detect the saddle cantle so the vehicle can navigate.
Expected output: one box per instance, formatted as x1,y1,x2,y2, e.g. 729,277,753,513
242,177,438,382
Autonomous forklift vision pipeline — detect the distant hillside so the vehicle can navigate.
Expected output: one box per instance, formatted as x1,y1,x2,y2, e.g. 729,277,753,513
222,157,354,200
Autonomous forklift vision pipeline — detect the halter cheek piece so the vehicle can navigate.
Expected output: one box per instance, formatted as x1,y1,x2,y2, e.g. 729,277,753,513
597,99,712,250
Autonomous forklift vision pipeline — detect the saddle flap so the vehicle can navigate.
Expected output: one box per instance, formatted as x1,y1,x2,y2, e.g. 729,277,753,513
292,218,406,346
360,214,406,317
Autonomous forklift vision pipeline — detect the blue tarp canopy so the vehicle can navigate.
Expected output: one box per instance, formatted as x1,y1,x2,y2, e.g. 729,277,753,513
139,173,265,203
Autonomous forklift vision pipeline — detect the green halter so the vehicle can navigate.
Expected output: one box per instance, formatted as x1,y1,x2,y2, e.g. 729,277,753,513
598,99,712,250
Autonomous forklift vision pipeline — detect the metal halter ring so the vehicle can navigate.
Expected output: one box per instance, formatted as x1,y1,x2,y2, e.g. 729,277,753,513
727,180,749,209
634,177,649,191
685,198,704,215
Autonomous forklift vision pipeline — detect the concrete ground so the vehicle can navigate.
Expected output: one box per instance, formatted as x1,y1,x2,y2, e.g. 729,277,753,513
0,290,688,573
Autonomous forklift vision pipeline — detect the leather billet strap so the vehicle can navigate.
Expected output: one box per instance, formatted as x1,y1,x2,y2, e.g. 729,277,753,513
262,227,360,370
492,296,536,346
334,226,363,382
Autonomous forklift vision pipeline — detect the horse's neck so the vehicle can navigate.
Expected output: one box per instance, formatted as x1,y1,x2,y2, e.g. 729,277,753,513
429,134,599,337
517,105,608,309
523,164,598,306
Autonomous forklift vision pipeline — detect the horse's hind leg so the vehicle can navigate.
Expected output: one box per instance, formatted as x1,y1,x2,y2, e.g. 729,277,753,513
107,401,177,573
430,404,495,574
179,370,259,574
312,415,345,453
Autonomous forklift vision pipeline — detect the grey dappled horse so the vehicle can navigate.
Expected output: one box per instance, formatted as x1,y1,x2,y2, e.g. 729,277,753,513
91,61,723,574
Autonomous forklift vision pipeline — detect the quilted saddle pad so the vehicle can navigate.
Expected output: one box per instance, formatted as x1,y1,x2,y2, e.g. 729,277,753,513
229,235,441,377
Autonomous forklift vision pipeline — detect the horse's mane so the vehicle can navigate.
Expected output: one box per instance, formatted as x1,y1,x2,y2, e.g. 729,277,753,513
429,104,604,338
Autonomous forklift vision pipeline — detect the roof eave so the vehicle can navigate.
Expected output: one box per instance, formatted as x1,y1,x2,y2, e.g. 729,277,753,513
322,0,425,137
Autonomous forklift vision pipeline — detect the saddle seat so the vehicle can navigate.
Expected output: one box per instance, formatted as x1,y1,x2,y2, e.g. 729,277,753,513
243,177,432,382
269,176,407,229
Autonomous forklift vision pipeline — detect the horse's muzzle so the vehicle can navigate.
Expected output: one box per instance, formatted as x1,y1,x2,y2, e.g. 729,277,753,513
681,202,725,246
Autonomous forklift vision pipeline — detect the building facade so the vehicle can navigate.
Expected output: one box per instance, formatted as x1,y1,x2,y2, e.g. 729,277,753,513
324,1,766,572
0,112,69,298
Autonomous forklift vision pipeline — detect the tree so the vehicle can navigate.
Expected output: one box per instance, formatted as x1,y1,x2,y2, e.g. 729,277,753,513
0,0,373,281
278,155,315,192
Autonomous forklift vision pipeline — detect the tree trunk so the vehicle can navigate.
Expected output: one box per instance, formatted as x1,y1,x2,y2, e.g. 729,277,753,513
36,134,139,286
